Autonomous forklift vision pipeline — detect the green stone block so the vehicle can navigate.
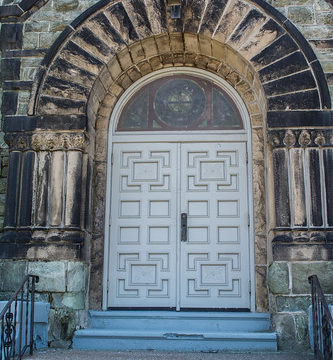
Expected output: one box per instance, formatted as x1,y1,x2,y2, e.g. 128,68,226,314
292,262,333,294
25,21,49,32
53,0,79,12
295,314,310,348
62,292,85,310
316,12,333,25
0,178,6,193
276,296,311,312
39,32,61,48
268,262,290,294
29,261,66,292
0,260,27,292
67,262,88,292
22,32,39,50
288,6,314,24
271,313,296,350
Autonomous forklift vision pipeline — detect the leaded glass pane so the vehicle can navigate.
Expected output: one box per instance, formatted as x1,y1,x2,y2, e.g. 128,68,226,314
153,79,206,129
117,89,148,130
116,75,243,131
212,88,242,128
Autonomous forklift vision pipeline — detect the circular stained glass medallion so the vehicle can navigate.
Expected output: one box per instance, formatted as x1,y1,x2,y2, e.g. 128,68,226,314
153,78,206,128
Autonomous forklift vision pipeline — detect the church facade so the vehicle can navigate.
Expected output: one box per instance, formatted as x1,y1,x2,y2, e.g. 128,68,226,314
0,0,332,350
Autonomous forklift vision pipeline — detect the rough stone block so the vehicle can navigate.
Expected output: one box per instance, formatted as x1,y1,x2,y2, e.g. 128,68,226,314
0,24,23,50
288,6,314,24
268,262,290,294
22,32,39,50
255,265,269,311
0,260,27,291
141,37,158,58
53,0,79,12
39,32,61,48
62,292,85,310
1,58,21,81
276,296,311,312
67,261,88,292
271,313,296,351
292,262,333,294
29,261,66,292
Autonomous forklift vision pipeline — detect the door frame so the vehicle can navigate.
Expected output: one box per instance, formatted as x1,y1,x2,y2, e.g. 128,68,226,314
102,67,255,311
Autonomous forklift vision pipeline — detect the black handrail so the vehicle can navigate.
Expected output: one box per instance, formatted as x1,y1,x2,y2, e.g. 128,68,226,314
0,275,39,360
309,275,333,360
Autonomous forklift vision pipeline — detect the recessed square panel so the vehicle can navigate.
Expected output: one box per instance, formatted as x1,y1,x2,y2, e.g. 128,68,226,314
149,227,169,243
188,227,209,243
200,161,225,181
149,201,169,217
119,227,140,243
201,264,226,285
133,162,158,181
188,201,208,216
120,201,140,217
218,200,239,217
218,227,239,243
131,265,156,285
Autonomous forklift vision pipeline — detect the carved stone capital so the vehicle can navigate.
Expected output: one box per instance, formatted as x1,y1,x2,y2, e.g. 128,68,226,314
31,132,88,152
5,133,32,151
268,129,333,149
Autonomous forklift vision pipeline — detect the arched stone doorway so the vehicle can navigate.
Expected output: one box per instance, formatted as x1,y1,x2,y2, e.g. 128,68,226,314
104,68,254,310
0,0,331,330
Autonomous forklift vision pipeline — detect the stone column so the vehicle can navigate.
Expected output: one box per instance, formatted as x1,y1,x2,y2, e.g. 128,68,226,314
0,131,88,260
269,129,333,261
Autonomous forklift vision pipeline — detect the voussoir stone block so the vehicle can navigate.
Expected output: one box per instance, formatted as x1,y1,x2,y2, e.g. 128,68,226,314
29,261,66,292
292,262,333,294
268,262,289,294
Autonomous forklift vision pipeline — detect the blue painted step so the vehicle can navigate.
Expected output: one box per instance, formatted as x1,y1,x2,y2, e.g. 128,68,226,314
89,310,271,332
73,311,277,352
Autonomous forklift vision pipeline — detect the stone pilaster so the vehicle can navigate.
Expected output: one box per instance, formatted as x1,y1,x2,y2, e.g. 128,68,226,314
268,128,333,261
0,131,88,260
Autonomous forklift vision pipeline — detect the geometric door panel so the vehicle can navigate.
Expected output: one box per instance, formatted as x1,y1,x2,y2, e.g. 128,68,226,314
180,143,249,308
108,143,177,307
108,142,250,309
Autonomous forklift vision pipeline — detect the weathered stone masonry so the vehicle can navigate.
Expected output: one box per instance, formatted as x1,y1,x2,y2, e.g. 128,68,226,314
0,0,332,350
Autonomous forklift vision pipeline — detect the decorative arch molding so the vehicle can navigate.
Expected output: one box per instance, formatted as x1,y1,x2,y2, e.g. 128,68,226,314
21,0,331,132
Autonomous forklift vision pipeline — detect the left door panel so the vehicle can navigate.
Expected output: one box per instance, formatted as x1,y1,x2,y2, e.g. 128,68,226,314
108,143,178,308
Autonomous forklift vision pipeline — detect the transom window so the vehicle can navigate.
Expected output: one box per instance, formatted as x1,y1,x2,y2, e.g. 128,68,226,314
117,75,243,131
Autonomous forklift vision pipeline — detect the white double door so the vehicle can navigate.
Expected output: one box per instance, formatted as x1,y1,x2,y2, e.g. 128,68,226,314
108,140,250,309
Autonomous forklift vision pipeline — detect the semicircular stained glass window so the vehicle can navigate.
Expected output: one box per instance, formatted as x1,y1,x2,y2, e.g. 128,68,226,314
117,75,243,131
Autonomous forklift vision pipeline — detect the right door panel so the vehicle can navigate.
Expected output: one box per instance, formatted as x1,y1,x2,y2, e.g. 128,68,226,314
180,142,250,309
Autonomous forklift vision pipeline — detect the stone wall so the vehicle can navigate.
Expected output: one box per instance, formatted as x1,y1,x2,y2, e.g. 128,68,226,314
0,0,332,351
0,0,332,229
268,261,333,350
0,259,88,347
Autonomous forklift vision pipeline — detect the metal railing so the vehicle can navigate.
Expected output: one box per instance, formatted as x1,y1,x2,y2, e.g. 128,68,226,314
309,275,333,360
0,275,39,360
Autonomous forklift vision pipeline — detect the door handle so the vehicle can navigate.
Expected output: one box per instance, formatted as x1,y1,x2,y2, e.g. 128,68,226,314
181,213,187,242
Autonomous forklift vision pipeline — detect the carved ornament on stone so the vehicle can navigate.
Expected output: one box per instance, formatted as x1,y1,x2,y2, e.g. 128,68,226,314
4,134,32,150
268,129,333,148
31,132,87,151
298,130,311,147
283,130,296,147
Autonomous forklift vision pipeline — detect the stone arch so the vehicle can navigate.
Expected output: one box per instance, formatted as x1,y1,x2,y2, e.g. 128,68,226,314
29,0,331,125
2,0,332,311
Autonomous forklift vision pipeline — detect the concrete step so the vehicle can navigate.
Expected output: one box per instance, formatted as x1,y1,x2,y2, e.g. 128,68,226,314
73,311,277,352
73,329,277,352
88,310,272,332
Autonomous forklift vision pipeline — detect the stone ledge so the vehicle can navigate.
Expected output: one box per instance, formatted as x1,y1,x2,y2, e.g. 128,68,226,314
4,114,88,132
273,243,333,261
